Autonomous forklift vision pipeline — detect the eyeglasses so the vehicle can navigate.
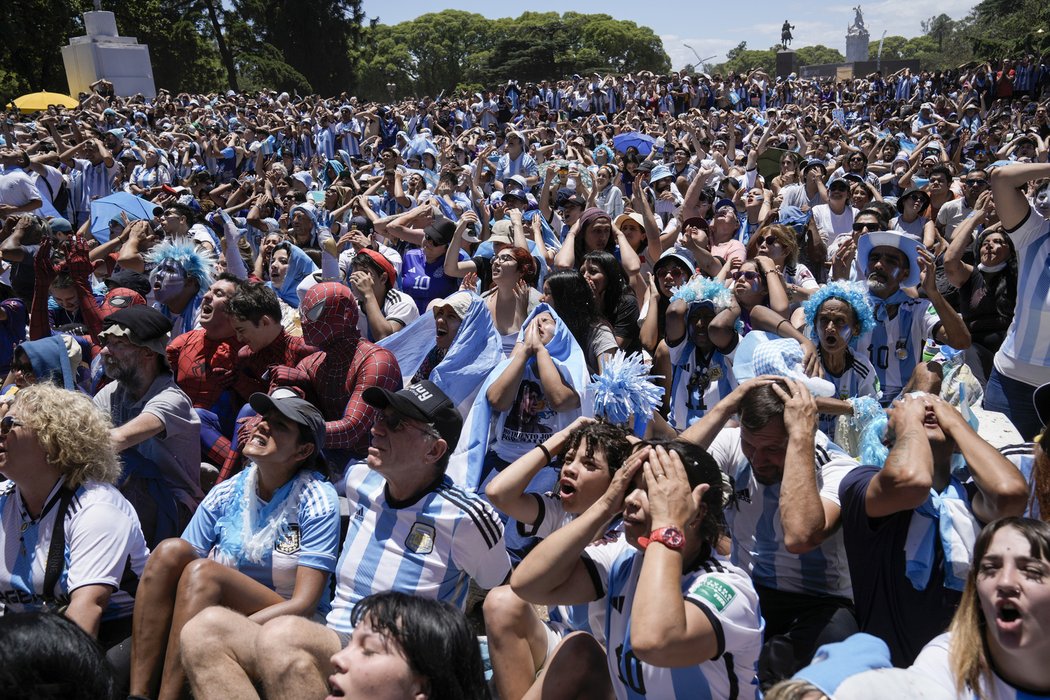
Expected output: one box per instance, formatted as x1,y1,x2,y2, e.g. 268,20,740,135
1,415,23,436
373,411,439,439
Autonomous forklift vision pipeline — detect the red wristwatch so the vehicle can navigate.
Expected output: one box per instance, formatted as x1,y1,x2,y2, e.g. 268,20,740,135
638,526,685,551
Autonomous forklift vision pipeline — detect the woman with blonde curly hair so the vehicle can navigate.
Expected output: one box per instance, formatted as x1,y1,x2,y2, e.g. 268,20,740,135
0,384,148,649
909,517,1050,699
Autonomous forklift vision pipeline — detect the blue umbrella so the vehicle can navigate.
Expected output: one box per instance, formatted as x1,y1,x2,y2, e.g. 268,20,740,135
89,191,161,243
612,131,657,155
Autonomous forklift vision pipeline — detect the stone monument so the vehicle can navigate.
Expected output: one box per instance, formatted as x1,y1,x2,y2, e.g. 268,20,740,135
846,5,870,63
62,7,157,98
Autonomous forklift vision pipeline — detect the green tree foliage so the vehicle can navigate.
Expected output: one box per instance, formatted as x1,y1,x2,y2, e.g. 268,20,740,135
714,42,776,77
969,0,1050,58
795,45,845,66
353,11,671,100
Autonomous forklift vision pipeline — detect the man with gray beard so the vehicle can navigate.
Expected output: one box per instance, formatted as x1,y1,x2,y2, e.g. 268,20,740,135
854,230,970,405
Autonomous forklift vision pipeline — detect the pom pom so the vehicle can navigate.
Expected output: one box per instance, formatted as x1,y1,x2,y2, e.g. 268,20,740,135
592,351,664,428
853,397,889,467
670,277,733,311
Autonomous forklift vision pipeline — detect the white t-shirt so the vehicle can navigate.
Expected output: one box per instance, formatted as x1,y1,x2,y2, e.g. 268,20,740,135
811,203,858,247
491,364,580,464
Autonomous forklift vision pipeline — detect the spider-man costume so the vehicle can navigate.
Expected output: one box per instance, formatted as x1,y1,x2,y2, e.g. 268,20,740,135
271,283,401,468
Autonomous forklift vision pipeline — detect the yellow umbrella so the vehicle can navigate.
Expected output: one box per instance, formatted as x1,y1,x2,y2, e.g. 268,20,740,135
9,91,80,113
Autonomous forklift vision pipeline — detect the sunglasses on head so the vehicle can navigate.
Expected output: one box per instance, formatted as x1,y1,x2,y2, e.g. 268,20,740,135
0,415,23,436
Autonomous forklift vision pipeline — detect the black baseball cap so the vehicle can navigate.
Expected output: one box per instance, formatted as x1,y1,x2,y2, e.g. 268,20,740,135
249,388,327,463
363,380,463,448
423,217,456,247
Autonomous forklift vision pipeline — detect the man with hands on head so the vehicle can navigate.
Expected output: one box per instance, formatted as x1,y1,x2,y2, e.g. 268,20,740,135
838,390,1028,666
681,376,860,689
511,439,762,700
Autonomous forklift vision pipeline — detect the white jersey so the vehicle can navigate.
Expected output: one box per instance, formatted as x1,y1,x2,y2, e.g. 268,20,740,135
994,209,1050,387
0,479,148,621
858,295,941,404
819,348,880,437
709,427,858,598
326,465,511,634
911,632,1032,699
581,538,762,700
518,491,613,644
1000,442,1042,520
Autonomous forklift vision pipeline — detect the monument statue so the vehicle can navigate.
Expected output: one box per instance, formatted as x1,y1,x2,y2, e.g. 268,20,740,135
845,5,870,63
781,21,795,47
848,6,866,35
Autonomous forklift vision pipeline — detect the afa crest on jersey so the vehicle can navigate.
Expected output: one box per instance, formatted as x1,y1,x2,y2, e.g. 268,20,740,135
275,524,301,554
406,522,436,554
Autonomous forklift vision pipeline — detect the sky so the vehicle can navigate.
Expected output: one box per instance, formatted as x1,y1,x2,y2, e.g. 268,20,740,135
363,0,977,70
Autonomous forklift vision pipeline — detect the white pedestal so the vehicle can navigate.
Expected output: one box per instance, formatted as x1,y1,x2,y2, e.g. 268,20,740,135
62,11,157,98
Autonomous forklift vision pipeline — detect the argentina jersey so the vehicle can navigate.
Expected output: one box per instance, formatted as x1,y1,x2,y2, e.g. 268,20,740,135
0,479,148,621
1000,442,1041,520
581,538,762,700
326,465,510,634
912,632,1044,700
709,427,858,598
820,349,880,437
860,296,940,405
668,340,737,430
181,467,340,615
996,210,1050,384
518,491,616,644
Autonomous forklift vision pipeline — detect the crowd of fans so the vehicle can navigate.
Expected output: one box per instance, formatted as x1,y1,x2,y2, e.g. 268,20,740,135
0,56,1049,699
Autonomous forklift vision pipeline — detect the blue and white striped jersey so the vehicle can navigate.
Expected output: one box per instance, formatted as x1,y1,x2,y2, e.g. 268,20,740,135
0,479,149,621
181,466,340,615
581,538,763,700
326,464,511,634
709,427,858,599
859,296,940,404
994,210,1050,387
668,339,738,430
820,349,880,438
1000,442,1042,521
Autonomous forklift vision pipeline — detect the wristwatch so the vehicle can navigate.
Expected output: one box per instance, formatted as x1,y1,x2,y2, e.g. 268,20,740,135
638,526,685,551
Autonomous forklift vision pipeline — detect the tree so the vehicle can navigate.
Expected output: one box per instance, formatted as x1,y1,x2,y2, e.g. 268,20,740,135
795,45,845,66
921,14,955,51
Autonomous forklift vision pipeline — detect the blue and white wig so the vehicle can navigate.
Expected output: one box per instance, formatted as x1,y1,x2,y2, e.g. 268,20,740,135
802,281,875,348
145,237,216,291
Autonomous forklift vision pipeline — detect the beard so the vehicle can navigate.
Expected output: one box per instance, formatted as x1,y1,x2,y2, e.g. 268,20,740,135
867,273,892,296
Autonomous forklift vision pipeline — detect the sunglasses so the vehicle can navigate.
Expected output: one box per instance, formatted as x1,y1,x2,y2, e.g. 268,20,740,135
731,270,762,281
853,222,878,232
963,179,987,186
754,235,782,246
373,411,439,439
1,415,23,436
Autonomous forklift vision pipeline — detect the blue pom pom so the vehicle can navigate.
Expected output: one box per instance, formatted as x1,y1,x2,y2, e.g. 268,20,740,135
592,351,665,429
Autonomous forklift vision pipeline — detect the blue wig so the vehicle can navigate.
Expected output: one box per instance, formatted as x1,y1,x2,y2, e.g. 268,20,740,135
145,237,216,291
802,281,875,347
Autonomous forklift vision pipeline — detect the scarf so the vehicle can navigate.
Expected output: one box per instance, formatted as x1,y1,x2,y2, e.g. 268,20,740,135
868,288,912,322
213,465,313,567
904,476,979,591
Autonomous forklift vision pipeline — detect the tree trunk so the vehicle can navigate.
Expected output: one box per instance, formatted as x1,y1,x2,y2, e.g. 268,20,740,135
202,0,239,91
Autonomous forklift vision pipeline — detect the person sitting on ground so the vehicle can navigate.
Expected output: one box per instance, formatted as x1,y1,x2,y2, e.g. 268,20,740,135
484,418,632,700
126,389,339,700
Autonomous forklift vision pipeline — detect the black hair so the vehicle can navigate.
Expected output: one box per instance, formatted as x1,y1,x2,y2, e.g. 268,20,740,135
228,281,282,324
580,250,628,322
632,438,724,546
164,202,196,226
214,271,244,289
350,592,488,700
0,611,118,699
930,164,954,184
866,201,898,226
564,420,632,477
544,270,612,352
855,206,890,230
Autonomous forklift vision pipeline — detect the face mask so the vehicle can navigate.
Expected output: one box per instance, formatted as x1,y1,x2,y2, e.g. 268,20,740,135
977,260,1007,273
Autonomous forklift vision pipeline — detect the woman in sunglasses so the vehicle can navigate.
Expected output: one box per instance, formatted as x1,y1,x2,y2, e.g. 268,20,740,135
745,224,818,310
0,385,148,649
